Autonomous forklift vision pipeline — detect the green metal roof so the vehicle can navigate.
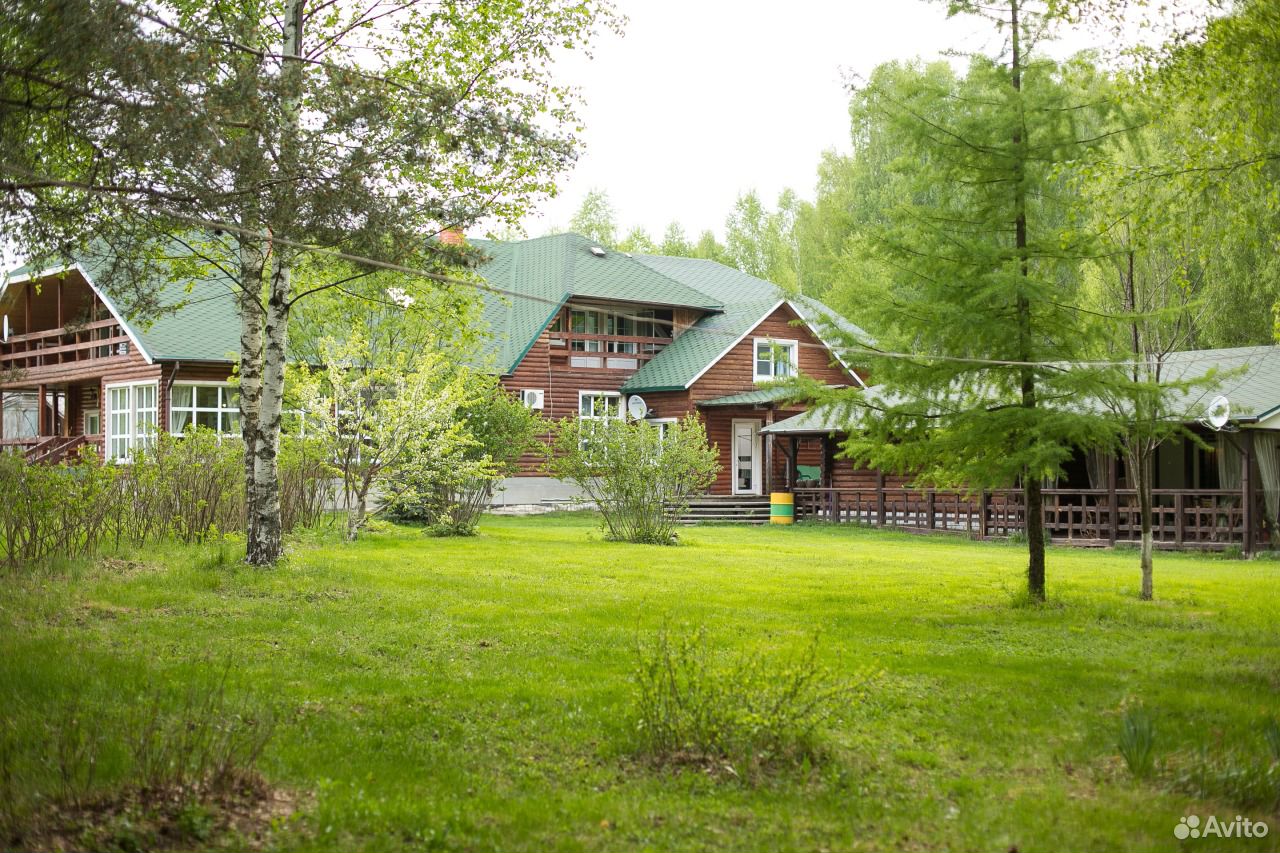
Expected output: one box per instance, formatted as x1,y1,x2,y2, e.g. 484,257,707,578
619,255,870,393
698,386,811,407
760,406,846,435
4,242,242,364
1158,345,1280,423
471,234,724,374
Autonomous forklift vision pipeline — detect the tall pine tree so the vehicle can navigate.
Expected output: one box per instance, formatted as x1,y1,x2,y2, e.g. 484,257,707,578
832,0,1123,599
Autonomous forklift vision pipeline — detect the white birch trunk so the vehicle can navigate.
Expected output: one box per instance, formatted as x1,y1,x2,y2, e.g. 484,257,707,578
238,243,265,549
246,257,290,564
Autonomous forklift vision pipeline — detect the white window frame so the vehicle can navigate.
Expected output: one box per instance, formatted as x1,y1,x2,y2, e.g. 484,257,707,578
731,418,763,495
105,381,159,461
753,337,799,383
168,381,240,436
646,417,677,441
578,390,623,421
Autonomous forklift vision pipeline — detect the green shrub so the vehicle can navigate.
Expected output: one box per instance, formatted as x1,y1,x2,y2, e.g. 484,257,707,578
0,673,276,848
1118,704,1157,779
547,415,719,545
0,430,333,572
384,379,542,536
631,623,864,775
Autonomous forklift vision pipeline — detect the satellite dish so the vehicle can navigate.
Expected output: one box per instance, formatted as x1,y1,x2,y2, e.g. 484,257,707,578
1204,396,1231,431
627,394,648,420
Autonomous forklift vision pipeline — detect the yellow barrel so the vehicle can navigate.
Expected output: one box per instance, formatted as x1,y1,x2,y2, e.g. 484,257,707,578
770,491,795,525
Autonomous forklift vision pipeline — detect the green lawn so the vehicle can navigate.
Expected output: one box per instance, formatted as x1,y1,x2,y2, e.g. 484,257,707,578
2,514,1279,852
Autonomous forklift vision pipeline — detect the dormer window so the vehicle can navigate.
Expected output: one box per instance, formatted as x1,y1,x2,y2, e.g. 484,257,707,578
753,337,798,383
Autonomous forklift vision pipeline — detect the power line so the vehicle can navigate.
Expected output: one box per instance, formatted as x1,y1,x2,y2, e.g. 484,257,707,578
8,205,1277,376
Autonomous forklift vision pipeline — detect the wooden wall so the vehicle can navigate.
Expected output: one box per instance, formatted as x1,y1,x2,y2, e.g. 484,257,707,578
498,301,865,487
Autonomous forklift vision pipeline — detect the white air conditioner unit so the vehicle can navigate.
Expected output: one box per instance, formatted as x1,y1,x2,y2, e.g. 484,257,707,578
521,389,545,410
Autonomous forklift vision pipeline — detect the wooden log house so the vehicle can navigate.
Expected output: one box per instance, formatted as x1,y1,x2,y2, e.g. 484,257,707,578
1,256,240,464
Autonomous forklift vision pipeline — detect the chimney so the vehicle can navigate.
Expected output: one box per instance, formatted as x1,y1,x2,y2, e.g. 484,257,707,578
439,227,465,246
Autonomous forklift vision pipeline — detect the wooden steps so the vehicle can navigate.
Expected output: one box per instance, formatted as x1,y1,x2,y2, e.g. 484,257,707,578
675,495,773,525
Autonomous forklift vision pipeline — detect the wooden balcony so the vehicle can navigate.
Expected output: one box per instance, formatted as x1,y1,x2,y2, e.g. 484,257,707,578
792,486,1268,551
0,318,134,383
546,331,669,370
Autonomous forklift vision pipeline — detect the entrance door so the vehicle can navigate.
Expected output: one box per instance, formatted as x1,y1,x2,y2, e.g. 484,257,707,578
731,419,762,495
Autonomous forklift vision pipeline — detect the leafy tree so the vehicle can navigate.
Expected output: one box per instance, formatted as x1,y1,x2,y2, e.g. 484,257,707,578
723,189,799,287
617,226,656,254
383,378,543,535
569,187,618,246
692,229,729,264
659,221,693,256
547,415,718,545
295,334,477,541
1,0,618,565
1133,0,1280,345
826,1,1130,600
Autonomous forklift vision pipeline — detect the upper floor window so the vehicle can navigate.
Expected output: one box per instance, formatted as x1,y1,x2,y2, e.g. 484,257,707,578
568,307,672,339
754,338,798,383
170,383,240,436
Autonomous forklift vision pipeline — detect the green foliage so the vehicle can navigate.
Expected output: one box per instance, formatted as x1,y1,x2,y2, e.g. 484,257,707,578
294,333,479,541
723,189,800,287
546,414,718,544
1118,705,1157,779
383,378,542,536
0,431,332,572
568,188,618,246
631,623,864,775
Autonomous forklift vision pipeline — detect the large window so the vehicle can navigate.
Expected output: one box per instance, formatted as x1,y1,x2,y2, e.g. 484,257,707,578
170,383,240,435
106,382,157,460
568,307,671,340
753,337,798,383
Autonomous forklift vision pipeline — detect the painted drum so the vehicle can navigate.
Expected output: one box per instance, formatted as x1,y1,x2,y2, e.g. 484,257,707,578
770,491,794,525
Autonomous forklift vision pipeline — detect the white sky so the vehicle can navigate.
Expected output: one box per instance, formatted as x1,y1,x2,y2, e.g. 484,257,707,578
517,0,1167,241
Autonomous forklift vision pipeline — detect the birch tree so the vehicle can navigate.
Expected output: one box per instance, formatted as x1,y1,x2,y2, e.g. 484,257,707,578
1,0,619,564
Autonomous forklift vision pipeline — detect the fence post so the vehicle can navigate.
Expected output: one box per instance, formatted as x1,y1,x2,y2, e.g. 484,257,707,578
876,470,886,527
978,490,988,538
1242,429,1255,555
926,489,936,530
1107,454,1118,546
1175,492,1184,547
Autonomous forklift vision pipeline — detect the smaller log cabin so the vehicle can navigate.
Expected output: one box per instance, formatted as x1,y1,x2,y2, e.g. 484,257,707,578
1,255,240,463
471,233,869,502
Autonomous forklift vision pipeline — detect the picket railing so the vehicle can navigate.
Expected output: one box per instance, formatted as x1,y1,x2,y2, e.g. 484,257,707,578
792,486,1265,550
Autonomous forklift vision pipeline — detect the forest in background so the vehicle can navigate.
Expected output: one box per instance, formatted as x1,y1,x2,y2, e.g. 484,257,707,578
558,0,1280,351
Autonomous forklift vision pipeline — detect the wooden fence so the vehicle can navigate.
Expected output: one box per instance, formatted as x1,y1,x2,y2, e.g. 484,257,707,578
792,486,1268,551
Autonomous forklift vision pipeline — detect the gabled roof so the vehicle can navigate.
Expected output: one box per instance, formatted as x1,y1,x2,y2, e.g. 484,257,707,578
471,234,724,374
3,243,242,364
618,255,869,393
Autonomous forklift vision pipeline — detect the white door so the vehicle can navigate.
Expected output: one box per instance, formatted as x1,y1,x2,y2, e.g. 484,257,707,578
731,419,762,495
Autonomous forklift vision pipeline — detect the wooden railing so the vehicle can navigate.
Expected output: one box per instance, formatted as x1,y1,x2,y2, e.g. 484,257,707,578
793,486,1267,550
0,318,133,373
546,331,669,369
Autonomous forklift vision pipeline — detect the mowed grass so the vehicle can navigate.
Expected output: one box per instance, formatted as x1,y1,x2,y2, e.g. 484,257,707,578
2,513,1279,852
